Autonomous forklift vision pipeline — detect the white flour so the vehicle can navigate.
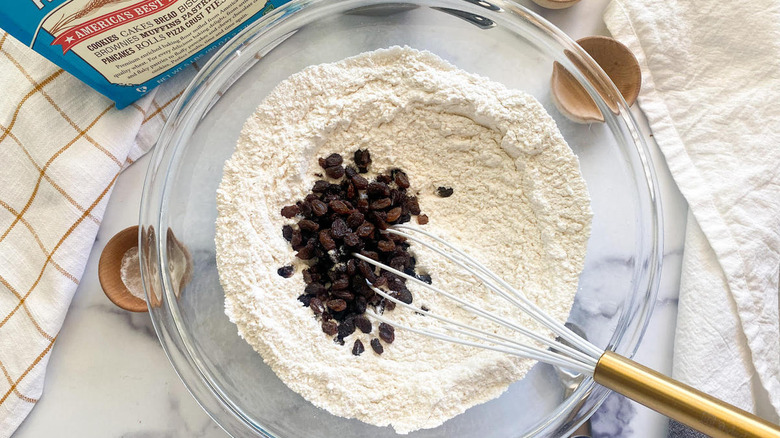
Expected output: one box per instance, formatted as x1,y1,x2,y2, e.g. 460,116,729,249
120,246,144,300
215,47,592,434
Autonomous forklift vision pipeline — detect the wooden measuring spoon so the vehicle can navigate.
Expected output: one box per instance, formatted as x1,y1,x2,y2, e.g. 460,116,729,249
531,0,581,9
551,36,641,123
98,225,147,312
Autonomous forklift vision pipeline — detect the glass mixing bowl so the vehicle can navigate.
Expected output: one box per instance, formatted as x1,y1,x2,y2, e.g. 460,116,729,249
139,0,663,436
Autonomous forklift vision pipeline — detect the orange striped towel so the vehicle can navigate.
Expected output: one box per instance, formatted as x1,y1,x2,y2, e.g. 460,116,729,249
0,30,191,437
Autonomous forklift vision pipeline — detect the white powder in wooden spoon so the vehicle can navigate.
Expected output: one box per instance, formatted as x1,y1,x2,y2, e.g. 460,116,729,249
215,47,592,434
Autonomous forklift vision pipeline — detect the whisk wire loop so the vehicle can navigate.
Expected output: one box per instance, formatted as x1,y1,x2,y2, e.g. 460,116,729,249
364,281,597,369
390,225,603,359
353,253,598,369
366,309,594,375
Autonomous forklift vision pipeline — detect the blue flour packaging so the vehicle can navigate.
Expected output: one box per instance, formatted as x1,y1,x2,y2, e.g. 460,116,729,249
1,0,289,108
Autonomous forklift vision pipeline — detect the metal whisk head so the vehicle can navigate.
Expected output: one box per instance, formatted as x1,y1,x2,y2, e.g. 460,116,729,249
357,226,780,438
352,224,602,375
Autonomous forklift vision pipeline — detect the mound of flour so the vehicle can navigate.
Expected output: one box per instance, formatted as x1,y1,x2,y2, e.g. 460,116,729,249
215,47,592,434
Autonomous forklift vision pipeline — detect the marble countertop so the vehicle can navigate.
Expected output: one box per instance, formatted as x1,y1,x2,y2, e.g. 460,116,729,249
12,1,688,437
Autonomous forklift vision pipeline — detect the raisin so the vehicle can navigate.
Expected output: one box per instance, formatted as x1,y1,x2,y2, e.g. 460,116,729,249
330,277,349,290
370,198,392,210
376,174,392,184
277,265,294,278
369,293,383,306
310,199,328,216
351,174,369,190
359,250,379,261
355,295,368,314
331,289,355,301
298,200,312,217
326,183,342,194
310,297,326,315
312,180,330,193
356,199,369,212
379,323,395,344
436,186,454,197
296,241,317,260
338,318,356,338
417,274,432,284
281,205,299,218
370,338,384,355
344,166,358,178
319,229,336,250
297,294,312,307
330,218,349,238
290,229,303,249
367,182,390,197
377,240,395,252
405,196,421,215
372,276,388,288
328,268,345,283
324,153,343,168
322,320,338,336
385,207,402,223
343,233,360,247
367,211,388,230
327,299,347,312
388,233,407,243
305,282,327,295
355,315,372,334
352,339,365,356
390,255,409,270
356,221,375,238
393,170,410,189
282,225,293,241
298,219,320,232
354,149,372,172
346,211,364,229
346,259,357,276
357,259,375,278
394,287,413,304
329,200,351,215
417,214,429,225
325,165,345,179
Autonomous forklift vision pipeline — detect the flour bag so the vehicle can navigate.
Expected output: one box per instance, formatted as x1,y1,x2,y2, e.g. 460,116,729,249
0,0,290,108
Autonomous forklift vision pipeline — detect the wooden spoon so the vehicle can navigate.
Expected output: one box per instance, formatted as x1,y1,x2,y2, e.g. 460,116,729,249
98,225,147,312
551,36,641,123
531,0,581,9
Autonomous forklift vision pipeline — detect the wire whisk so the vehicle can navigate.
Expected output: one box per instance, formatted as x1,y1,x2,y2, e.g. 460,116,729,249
353,225,780,438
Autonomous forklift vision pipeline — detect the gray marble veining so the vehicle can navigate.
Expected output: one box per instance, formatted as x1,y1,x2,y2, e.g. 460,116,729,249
11,1,687,437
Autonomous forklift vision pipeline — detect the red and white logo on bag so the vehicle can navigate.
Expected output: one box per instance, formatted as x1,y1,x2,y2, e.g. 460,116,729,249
50,0,177,53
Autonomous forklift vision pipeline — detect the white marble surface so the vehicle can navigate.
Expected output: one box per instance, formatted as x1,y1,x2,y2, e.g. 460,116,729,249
12,1,688,437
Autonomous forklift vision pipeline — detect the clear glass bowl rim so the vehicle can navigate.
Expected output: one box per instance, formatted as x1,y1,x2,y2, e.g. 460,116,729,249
139,0,664,437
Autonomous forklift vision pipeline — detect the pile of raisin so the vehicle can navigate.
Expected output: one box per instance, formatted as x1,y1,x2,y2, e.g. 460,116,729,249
278,149,430,356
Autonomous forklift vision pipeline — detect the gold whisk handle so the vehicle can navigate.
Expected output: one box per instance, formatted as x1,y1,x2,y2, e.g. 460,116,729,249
594,351,780,438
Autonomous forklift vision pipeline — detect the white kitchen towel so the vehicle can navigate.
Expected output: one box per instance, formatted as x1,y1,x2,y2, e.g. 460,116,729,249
604,0,780,422
0,30,191,437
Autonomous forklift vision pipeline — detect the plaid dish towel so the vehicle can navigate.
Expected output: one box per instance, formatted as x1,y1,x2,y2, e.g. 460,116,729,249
0,31,191,437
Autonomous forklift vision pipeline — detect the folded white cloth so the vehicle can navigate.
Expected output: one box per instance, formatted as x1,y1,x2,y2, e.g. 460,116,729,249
605,0,780,423
0,31,190,437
